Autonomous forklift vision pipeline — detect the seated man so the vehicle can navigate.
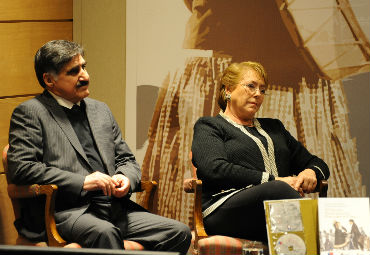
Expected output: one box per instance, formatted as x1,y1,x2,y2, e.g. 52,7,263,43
7,40,191,254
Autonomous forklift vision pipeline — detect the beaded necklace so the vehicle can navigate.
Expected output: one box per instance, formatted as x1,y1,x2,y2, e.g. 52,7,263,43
219,111,278,177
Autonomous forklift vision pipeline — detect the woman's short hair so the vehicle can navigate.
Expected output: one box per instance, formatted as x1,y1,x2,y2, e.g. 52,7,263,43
34,40,84,88
218,61,268,111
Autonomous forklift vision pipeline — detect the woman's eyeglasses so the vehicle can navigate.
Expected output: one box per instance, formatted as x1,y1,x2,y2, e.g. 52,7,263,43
242,83,267,95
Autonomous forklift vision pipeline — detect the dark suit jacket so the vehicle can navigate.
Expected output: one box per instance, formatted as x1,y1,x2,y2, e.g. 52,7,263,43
192,115,330,210
7,90,141,241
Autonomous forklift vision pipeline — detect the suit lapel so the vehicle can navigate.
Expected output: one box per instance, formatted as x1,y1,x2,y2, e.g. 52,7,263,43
38,91,90,164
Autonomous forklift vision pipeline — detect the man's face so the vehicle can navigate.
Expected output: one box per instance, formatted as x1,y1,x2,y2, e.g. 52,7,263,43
45,54,90,103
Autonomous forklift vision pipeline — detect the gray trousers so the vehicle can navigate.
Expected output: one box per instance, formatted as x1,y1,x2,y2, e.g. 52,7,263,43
58,199,191,255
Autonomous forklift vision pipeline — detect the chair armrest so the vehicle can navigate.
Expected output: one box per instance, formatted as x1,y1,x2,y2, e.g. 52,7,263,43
183,178,196,193
7,184,45,198
191,179,208,240
139,181,158,212
318,180,328,197
7,184,67,247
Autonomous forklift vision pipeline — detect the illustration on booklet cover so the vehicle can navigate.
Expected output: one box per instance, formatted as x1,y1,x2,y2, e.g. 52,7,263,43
318,197,370,255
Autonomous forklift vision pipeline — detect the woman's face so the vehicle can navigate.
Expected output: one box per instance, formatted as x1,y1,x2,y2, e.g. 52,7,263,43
226,68,266,122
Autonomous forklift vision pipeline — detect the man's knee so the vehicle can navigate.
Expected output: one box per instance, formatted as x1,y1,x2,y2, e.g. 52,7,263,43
175,222,192,242
85,224,124,249
165,221,192,254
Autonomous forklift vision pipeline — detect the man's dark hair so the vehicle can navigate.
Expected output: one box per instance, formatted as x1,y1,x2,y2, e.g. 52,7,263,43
34,40,84,88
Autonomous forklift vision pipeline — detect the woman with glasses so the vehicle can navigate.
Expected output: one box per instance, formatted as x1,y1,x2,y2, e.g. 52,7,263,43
191,61,330,242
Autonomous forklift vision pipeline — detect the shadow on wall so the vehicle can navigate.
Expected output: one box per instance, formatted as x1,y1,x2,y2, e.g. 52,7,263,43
137,85,160,150
342,72,370,196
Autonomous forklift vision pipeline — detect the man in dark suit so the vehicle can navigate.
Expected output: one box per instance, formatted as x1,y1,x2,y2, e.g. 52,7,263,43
349,219,363,250
7,40,191,253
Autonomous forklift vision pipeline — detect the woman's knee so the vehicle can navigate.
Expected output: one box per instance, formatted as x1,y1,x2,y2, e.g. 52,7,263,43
267,180,301,199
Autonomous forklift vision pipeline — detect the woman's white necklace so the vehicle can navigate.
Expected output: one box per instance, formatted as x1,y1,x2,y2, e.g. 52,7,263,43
219,111,278,177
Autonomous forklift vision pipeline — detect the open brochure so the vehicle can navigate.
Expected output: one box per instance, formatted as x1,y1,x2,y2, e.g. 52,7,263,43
318,197,370,255
264,198,318,255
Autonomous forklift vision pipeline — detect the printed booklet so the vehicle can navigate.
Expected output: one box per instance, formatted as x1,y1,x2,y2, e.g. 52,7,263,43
318,197,370,255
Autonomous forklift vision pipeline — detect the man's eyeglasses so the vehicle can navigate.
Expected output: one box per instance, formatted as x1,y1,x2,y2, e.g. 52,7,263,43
242,83,267,95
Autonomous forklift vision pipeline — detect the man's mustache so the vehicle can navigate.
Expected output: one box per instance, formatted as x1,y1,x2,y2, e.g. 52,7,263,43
76,80,89,87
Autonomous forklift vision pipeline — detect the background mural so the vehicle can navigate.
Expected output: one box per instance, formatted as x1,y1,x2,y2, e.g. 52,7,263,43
126,0,370,227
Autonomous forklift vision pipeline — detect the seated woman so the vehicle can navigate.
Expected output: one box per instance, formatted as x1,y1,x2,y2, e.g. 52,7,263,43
191,61,330,242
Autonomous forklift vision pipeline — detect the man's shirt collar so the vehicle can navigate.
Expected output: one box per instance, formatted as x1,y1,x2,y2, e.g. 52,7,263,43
48,90,81,109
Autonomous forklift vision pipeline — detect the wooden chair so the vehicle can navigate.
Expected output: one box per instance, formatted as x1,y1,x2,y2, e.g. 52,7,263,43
2,144,157,250
184,152,328,255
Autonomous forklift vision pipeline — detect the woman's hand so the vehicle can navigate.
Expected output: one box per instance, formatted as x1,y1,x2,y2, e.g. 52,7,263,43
275,169,317,195
275,176,303,196
294,169,317,194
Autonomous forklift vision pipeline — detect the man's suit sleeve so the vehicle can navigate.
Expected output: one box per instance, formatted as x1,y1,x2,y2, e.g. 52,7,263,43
108,107,141,192
7,102,85,199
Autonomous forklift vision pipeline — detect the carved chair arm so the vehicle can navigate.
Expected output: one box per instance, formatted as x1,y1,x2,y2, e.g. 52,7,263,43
139,180,158,212
7,183,66,247
318,180,328,197
191,179,208,240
